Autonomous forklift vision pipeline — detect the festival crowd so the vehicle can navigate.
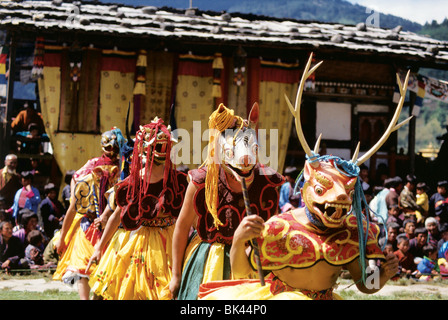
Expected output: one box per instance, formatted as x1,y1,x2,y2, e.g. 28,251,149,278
0,101,446,301
2,151,448,279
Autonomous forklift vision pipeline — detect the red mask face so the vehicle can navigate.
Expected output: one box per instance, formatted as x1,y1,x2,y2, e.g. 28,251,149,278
301,159,357,228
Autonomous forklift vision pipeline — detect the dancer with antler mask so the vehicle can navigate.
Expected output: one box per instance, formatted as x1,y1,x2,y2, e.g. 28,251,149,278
198,53,407,300
169,103,284,300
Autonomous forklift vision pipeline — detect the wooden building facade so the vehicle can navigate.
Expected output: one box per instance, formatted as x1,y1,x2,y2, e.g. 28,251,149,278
1,0,448,189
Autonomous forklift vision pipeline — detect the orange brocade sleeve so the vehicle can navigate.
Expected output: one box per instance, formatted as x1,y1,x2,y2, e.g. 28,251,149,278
250,212,385,271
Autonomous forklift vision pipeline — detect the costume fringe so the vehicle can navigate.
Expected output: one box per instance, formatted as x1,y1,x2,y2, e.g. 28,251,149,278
201,103,244,228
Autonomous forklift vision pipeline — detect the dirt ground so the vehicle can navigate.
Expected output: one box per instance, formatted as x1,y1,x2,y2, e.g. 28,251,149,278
0,278,76,293
335,280,448,298
1,277,448,298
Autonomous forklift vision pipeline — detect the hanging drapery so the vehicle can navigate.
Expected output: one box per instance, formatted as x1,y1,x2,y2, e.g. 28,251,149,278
174,53,215,168
38,44,100,183
139,50,175,126
38,43,136,183
0,45,7,98
257,59,300,174
227,46,247,118
31,37,44,80
99,49,136,133
58,47,101,133
212,53,224,98
132,49,146,131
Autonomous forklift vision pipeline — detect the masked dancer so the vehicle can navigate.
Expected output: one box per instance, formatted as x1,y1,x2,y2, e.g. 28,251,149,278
198,54,405,300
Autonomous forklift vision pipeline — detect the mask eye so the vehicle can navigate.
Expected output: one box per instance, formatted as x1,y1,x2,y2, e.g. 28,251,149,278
349,190,355,199
252,145,259,155
314,186,324,196
225,149,234,159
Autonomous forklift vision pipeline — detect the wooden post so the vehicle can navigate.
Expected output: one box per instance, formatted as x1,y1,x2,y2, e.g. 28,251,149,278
2,32,16,160
408,91,417,175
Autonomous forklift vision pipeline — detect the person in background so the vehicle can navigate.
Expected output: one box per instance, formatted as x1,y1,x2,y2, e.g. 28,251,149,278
13,209,46,248
38,183,65,238
425,217,441,248
415,182,429,225
409,227,428,264
379,222,400,252
10,101,45,135
386,204,405,231
416,245,441,279
385,176,403,210
15,123,47,155
0,154,22,211
11,171,41,225
0,221,25,272
400,174,421,221
61,170,75,211
437,223,448,259
279,166,301,212
24,229,45,267
359,164,373,202
369,178,393,240
402,219,416,240
429,180,448,224
394,234,416,278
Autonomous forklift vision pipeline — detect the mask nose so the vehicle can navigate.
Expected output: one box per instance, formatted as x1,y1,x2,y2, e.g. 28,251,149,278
336,194,349,201
239,155,253,167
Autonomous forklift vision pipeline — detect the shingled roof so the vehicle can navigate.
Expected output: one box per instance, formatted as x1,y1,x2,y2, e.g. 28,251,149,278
1,0,448,69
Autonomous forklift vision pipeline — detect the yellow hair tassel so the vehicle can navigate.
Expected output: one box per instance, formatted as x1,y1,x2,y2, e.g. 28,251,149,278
202,103,244,228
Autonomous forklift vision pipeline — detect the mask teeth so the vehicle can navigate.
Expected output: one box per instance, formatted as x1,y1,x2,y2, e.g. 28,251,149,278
324,203,351,220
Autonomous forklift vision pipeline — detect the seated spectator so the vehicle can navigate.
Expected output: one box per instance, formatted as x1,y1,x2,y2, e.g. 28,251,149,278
386,204,405,231
425,217,441,248
13,209,46,248
369,178,393,238
402,219,416,240
61,170,75,211
394,234,416,277
0,221,25,272
379,222,400,251
279,166,301,212
437,223,448,258
15,123,48,155
385,176,403,209
29,158,42,176
0,154,22,210
416,245,441,279
10,101,45,135
399,174,422,220
415,182,429,225
383,243,399,280
429,180,448,224
409,227,428,262
11,171,41,225
43,231,59,267
383,243,394,256
38,183,65,238
359,164,373,202
25,229,45,267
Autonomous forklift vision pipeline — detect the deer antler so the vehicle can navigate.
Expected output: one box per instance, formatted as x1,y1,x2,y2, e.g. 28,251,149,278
355,70,412,165
285,53,323,157
286,53,412,166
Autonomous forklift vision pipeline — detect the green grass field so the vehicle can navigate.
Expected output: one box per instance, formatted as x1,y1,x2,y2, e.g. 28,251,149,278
1,273,448,300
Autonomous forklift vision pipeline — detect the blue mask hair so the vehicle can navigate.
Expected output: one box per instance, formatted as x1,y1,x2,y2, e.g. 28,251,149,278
110,128,127,179
293,152,387,285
